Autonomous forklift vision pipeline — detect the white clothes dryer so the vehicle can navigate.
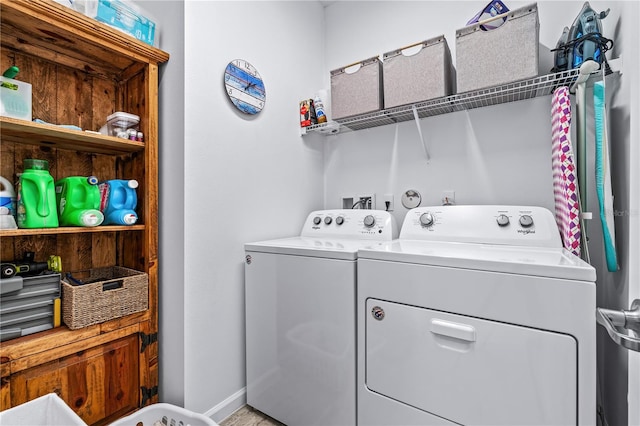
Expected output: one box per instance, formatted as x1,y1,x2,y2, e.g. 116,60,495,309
245,209,398,426
357,205,596,426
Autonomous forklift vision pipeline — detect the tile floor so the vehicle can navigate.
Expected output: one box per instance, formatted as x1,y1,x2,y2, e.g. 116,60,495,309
220,405,284,426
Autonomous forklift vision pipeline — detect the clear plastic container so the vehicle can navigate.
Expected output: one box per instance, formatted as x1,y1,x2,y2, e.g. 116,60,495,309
0,76,32,121
99,111,140,138
71,0,98,17
93,0,157,47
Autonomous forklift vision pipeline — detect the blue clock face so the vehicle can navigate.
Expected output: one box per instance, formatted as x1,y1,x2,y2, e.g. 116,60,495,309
224,59,266,115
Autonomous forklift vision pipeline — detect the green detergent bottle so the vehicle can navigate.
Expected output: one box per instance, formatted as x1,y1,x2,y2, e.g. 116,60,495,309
55,176,104,227
16,159,59,228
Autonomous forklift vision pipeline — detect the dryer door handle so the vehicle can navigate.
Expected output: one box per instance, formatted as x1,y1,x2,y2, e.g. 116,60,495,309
430,319,476,342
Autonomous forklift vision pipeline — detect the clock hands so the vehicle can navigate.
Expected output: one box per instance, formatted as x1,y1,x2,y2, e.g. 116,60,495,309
225,60,265,114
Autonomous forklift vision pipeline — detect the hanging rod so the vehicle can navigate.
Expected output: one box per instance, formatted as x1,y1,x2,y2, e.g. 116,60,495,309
569,60,601,94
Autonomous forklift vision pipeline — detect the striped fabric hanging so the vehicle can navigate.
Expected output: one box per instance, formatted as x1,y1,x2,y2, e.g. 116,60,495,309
551,86,582,257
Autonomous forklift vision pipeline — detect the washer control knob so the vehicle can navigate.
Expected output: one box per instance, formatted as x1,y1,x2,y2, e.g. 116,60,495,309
363,215,376,228
496,214,510,227
519,215,534,228
420,212,434,227
335,216,345,225
313,216,322,225
324,216,332,225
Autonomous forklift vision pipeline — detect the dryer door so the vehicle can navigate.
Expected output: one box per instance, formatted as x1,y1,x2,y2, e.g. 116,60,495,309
246,251,357,426
365,299,577,426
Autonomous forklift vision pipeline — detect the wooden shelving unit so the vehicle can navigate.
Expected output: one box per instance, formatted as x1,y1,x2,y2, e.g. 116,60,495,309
0,0,169,424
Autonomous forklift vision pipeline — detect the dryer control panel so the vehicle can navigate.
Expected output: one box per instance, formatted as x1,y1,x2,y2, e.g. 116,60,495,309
301,209,399,240
400,205,562,248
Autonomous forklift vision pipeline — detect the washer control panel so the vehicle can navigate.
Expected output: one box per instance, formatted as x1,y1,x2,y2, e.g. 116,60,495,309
400,205,562,248
301,209,398,240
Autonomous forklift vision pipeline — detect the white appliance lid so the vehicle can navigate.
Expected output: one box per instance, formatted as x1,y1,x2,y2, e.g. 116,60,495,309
244,209,399,260
300,209,398,240
399,205,563,248
358,240,596,282
245,237,392,260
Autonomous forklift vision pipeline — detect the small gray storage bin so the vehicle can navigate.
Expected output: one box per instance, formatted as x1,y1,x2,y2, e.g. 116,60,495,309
0,273,60,342
330,56,383,120
456,3,539,93
383,35,455,108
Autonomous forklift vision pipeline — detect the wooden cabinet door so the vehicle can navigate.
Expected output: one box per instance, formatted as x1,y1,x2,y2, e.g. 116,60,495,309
9,334,139,425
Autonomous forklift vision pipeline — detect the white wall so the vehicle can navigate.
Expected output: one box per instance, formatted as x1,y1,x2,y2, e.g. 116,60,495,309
140,0,637,423
183,1,325,420
322,0,622,223
589,2,628,423
626,4,640,424
624,2,640,425
140,0,187,407
323,1,635,425
606,2,640,424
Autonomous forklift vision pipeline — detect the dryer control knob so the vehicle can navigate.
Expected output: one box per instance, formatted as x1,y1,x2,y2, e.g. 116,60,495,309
496,214,510,227
363,215,376,228
420,212,434,227
336,216,345,225
313,216,322,225
519,215,534,228
324,216,332,225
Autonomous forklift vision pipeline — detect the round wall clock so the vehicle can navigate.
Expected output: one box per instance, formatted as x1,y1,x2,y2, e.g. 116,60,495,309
224,59,266,115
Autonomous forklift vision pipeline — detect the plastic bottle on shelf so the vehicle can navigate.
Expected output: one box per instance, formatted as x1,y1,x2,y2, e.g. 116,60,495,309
0,175,18,229
0,175,16,216
16,159,59,228
99,179,139,225
55,176,104,227
314,92,327,124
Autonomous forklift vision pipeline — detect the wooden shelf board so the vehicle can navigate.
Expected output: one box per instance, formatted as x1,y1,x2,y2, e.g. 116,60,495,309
1,311,150,373
0,117,145,154
0,224,145,237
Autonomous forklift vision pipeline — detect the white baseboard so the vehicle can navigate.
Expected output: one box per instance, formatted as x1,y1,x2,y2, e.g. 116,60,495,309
204,387,247,424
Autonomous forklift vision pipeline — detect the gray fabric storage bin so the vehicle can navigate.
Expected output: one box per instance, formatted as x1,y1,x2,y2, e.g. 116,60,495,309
383,35,455,108
456,3,539,93
330,56,383,120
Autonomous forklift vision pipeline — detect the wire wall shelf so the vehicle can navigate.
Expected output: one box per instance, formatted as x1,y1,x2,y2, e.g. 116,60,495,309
303,68,585,135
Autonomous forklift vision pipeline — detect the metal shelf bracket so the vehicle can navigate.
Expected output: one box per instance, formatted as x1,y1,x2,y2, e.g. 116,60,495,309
412,105,430,161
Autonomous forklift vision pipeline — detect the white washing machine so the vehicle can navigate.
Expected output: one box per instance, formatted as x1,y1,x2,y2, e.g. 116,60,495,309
357,205,596,426
245,209,398,426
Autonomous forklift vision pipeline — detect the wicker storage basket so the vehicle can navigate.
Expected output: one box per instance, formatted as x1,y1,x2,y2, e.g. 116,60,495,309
62,266,148,330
